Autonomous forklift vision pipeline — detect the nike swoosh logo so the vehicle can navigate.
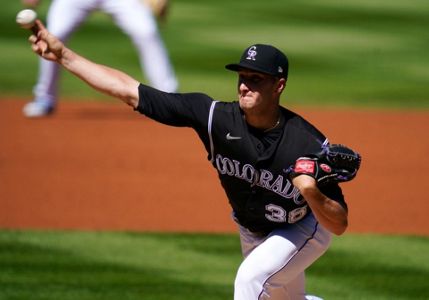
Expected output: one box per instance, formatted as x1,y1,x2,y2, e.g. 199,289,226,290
226,133,242,140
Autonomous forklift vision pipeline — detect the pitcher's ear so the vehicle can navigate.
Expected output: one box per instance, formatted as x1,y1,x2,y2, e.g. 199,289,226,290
277,78,286,93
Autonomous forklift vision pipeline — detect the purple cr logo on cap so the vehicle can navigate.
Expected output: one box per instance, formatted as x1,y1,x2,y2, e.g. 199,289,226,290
246,46,257,61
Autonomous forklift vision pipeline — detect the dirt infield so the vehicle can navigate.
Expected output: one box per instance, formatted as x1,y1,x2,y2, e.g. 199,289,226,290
1,99,428,235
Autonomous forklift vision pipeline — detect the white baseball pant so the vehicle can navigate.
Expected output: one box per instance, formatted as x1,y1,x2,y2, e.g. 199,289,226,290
234,213,331,300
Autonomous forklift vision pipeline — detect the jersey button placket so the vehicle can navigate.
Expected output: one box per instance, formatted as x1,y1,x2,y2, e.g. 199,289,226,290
256,143,263,155
247,189,257,212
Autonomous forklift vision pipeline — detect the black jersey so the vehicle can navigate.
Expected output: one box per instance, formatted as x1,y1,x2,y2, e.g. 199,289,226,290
137,84,345,232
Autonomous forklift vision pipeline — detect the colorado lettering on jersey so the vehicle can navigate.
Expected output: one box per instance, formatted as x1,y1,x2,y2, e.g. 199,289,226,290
215,154,304,205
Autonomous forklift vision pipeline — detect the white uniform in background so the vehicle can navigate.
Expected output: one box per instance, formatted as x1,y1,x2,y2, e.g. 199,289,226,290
24,0,178,117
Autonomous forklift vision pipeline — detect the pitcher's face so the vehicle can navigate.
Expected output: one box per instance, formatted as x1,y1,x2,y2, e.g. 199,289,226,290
237,70,283,111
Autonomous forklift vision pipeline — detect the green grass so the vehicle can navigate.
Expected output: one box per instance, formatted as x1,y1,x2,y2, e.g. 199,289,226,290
0,230,428,299
0,231,238,300
0,0,428,108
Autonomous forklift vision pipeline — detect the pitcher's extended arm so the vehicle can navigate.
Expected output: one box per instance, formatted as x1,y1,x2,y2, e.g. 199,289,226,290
29,20,140,108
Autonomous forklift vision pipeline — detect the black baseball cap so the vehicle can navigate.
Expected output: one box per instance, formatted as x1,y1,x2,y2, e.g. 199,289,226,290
225,44,289,79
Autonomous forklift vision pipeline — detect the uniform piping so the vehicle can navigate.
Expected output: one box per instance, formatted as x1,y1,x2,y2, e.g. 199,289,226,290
208,101,218,163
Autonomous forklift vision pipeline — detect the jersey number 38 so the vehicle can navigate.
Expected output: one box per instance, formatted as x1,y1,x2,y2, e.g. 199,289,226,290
265,204,308,224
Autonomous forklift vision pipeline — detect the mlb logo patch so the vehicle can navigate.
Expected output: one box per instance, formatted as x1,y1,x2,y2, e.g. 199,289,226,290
295,160,315,174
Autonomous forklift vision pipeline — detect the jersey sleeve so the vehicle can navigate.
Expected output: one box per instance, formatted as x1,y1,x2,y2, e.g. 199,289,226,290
136,84,213,130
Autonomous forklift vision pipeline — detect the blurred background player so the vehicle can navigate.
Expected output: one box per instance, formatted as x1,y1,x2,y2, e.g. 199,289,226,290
22,0,178,117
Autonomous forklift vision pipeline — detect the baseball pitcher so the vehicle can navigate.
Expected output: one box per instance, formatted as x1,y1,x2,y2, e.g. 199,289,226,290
27,20,361,299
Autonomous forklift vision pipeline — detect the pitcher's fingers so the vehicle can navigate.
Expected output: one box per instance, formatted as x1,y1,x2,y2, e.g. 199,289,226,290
41,42,48,56
35,20,48,37
34,19,46,31
29,35,38,43
31,43,41,54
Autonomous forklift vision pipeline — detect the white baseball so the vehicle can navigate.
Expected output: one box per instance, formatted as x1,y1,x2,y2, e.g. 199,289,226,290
16,9,37,29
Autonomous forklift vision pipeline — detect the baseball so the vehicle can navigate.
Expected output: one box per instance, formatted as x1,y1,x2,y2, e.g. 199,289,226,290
16,9,37,29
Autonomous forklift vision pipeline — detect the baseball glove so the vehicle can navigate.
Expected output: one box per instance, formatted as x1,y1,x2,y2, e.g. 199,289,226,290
288,144,362,186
